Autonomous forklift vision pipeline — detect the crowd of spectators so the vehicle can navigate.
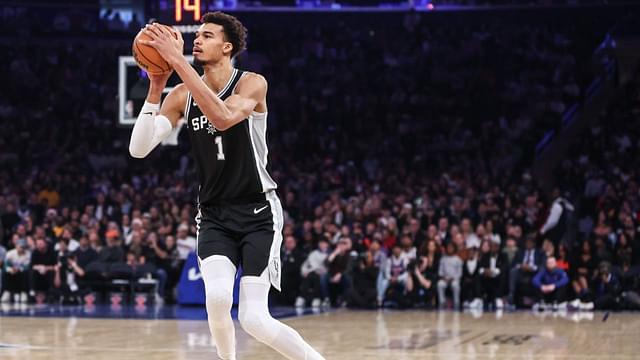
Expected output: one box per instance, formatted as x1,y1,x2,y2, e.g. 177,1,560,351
552,66,640,311
0,8,637,311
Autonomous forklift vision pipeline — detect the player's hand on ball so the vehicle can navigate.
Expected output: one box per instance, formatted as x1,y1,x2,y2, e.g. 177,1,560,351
140,23,184,67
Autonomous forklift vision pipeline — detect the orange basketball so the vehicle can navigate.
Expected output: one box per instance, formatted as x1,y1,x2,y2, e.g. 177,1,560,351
132,24,175,75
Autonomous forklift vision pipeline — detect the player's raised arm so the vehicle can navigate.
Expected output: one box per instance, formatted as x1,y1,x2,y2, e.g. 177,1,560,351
128,71,186,159
175,66,266,131
139,24,266,131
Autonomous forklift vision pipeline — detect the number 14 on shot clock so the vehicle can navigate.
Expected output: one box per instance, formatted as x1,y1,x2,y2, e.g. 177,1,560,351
175,0,201,22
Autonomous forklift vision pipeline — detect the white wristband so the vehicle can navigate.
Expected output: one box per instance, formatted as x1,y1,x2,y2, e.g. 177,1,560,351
142,101,160,113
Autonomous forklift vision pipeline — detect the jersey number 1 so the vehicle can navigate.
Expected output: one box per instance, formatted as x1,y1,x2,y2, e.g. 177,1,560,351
215,136,225,160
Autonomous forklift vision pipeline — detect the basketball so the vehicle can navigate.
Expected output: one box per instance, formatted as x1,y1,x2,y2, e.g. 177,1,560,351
132,24,175,75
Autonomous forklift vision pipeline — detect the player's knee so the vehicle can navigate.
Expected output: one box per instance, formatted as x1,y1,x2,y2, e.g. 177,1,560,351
238,310,273,344
206,289,232,315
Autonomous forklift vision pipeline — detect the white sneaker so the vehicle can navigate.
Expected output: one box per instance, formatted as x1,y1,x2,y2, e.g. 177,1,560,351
579,301,594,311
13,294,20,303
295,297,305,308
20,292,28,304
321,298,331,308
470,308,483,318
533,301,547,312
557,302,568,310
470,298,483,309
0,291,10,303
311,298,321,308
154,294,165,305
463,301,470,308
569,299,581,309
495,298,504,309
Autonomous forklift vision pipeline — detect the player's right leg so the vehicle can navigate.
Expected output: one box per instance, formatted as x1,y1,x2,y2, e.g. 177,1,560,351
197,207,241,360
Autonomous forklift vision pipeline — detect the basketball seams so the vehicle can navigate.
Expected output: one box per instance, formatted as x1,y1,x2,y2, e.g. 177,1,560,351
133,37,171,74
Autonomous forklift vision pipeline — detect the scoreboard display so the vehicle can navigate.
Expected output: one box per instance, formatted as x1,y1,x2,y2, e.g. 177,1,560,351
149,0,240,25
147,0,202,25
148,0,296,25
173,0,201,22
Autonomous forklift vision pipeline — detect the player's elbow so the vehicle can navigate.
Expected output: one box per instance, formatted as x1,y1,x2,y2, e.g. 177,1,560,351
203,108,235,131
129,144,149,159
209,116,232,132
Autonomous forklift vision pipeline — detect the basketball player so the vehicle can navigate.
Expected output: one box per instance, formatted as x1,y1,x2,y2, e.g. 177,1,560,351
129,12,324,360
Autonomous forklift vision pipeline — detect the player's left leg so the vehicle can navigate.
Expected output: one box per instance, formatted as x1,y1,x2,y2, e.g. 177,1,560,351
238,268,325,360
235,192,324,360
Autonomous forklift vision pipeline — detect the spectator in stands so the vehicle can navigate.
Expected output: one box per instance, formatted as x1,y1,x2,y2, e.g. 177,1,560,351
346,252,378,309
383,244,410,308
124,250,155,281
542,239,556,259
508,235,546,306
88,231,103,253
556,245,570,272
98,231,124,264
1,238,30,303
461,245,481,309
30,237,56,303
275,235,304,306
52,247,88,304
399,234,417,263
325,236,354,307
539,189,577,248
479,239,508,309
614,233,633,267
619,258,640,310
298,237,330,308
532,256,569,310
502,237,519,265
366,239,387,306
570,240,596,310
144,232,168,304
38,183,60,208
56,228,79,252
156,235,181,302
74,235,98,270
593,236,614,265
407,251,438,308
437,242,463,309
592,261,621,310
176,223,196,261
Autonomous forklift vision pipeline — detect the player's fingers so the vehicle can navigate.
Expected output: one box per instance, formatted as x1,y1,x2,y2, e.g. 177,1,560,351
174,29,183,41
152,23,169,36
138,39,156,47
143,26,160,39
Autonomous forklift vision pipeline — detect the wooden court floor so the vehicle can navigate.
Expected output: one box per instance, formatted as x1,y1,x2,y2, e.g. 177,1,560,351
1,309,639,359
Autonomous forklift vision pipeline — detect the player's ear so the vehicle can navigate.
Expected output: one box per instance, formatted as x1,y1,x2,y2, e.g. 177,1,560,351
223,42,233,56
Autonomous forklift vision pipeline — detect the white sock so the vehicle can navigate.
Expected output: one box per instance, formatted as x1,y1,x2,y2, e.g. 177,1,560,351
238,270,325,360
201,255,237,360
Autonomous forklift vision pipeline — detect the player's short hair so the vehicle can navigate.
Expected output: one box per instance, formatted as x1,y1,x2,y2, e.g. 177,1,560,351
201,11,247,58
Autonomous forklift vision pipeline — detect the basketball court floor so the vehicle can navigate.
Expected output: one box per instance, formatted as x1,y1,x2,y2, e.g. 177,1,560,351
1,304,639,359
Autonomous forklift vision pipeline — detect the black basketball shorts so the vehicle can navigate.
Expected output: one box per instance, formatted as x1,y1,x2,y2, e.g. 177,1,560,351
195,191,283,278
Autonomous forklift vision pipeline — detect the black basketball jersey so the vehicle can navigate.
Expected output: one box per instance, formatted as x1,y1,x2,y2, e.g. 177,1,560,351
184,68,277,205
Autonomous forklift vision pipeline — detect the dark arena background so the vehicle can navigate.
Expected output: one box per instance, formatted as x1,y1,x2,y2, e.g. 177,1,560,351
1,0,640,359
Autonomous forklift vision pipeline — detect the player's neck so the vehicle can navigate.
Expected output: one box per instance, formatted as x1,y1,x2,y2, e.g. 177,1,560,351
202,59,234,94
